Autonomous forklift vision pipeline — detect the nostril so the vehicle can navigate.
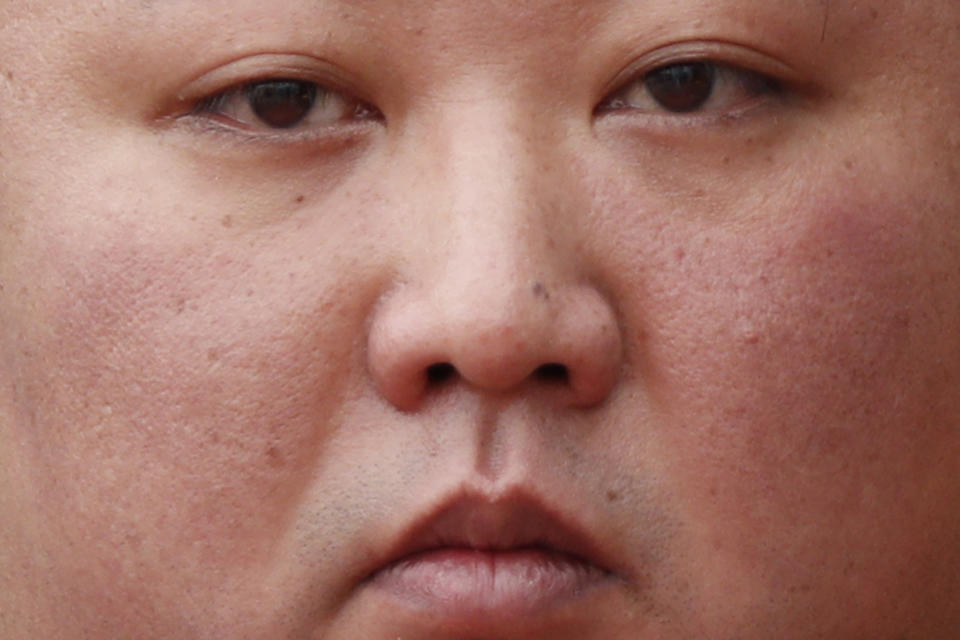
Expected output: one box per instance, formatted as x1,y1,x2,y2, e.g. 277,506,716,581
426,362,457,386
534,363,569,384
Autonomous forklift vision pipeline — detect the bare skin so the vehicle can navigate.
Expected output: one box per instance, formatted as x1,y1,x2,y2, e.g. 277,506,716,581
0,1,959,638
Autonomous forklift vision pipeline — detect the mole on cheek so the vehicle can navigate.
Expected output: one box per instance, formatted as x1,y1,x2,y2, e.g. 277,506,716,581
266,445,285,469
532,282,550,300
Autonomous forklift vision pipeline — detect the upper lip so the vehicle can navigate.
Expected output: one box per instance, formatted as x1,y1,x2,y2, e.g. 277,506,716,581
363,485,619,579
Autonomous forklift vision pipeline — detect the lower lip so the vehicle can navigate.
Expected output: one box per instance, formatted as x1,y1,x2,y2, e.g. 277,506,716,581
369,548,611,619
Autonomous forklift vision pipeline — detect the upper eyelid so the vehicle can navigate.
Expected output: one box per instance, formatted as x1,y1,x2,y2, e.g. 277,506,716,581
599,41,800,101
166,53,374,116
163,45,803,130
594,64,778,121
184,80,386,139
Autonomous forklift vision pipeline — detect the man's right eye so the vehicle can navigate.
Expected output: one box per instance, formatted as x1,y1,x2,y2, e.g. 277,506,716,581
193,78,380,131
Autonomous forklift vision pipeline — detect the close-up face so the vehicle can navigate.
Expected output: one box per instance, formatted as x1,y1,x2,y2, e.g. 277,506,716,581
1,1,959,638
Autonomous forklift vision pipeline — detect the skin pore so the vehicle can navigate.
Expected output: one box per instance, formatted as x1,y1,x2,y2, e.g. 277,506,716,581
0,0,959,638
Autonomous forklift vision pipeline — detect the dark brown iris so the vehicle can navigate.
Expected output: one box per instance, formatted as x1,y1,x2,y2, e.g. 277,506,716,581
644,63,716,113
247,80,318,129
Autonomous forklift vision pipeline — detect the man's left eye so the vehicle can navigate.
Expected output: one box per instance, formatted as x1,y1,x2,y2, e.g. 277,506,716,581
194,79,379,131
600,61,782,115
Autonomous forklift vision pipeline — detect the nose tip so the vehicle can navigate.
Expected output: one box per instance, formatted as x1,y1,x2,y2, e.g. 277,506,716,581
365,96,622,412
367,282,622,412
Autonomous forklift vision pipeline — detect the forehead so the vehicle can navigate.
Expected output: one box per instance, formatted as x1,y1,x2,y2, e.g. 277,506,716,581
0,0,937,51
3,0,956,95
4,0,952,104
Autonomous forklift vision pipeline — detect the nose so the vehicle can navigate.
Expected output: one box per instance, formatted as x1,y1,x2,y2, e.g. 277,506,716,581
368,277,623,411
366,104,622,412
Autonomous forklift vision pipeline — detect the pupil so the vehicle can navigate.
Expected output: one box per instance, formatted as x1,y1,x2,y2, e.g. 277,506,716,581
247,81,317,128
644,63,715,113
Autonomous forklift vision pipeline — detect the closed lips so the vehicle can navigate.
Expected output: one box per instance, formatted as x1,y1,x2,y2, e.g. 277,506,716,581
363,490,622,622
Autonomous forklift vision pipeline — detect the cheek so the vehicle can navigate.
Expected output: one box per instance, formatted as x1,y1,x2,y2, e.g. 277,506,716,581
665,190,958,471
0,213,370,571
632,177,960,624
659,205,948,454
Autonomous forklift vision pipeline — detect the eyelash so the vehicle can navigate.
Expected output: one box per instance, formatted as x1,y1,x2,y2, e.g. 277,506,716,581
598,60,783,118
186,60,782,135
191,79,381,132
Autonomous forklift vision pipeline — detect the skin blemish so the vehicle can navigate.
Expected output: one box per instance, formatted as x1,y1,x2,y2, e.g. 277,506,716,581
266,445,284,469
221,215,233,228
606,489,620,502
532,281,550,300
295,195,305,204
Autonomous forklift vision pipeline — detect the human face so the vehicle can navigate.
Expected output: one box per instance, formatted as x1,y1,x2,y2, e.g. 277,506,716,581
1,1,959,638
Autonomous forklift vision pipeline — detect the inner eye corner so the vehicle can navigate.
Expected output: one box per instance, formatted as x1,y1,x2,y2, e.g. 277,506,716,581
354,101,385,122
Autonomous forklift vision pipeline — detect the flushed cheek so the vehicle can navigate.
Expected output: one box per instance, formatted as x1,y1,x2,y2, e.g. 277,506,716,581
641,183,960,629
2,219,369,590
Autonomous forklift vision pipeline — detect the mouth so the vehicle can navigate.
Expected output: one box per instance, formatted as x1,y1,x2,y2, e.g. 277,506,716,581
362,488,621,622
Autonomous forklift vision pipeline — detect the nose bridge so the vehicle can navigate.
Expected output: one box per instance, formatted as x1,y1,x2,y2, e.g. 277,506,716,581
420,91,580,359
434,81,550,206
434,96,560,305
366,87,622,411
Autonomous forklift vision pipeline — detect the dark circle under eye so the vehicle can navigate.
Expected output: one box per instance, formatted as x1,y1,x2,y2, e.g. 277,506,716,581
247,80,318,129
644,63,716,113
